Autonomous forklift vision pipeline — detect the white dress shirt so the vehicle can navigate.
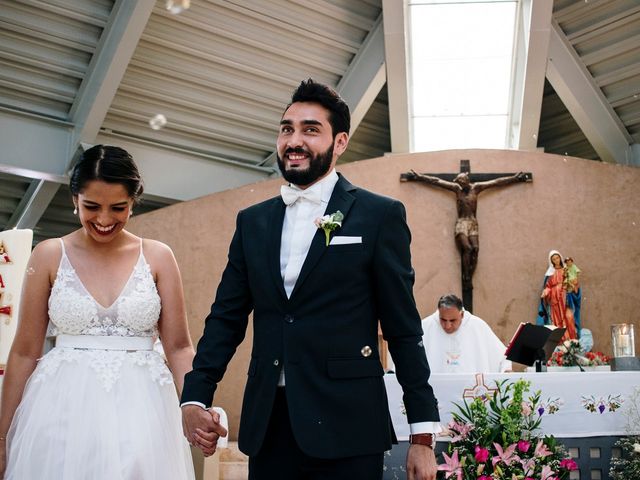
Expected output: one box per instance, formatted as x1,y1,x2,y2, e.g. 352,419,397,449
280,170,339,298
276,170,339,385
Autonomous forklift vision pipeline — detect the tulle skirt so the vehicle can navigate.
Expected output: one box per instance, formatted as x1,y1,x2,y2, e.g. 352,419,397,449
5,348,195,480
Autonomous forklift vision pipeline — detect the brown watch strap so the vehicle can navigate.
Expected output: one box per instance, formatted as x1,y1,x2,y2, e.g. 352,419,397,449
409,433,434,448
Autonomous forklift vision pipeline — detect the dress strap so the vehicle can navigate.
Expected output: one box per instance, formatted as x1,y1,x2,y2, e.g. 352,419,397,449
138,237,147,265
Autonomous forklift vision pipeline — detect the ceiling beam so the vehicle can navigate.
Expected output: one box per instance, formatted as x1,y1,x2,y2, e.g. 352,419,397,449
336,15,386,136
95,134,273,202
0,109,73,176
382,0,411,153
260,15,387,167
69,0,155,150
507,0,553,150
5,179,61,230
546,20,633,164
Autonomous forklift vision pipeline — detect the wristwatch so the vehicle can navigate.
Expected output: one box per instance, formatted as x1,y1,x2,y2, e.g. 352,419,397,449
409,433,434,448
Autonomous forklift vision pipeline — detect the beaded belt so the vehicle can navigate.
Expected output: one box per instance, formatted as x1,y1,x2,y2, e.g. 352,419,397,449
55,334,154,351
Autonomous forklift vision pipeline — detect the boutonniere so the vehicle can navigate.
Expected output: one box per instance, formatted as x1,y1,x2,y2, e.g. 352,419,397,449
314,210,344,246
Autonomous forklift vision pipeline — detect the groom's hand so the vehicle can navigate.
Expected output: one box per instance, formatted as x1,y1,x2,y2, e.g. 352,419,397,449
181,405,227,457
406,444,437,480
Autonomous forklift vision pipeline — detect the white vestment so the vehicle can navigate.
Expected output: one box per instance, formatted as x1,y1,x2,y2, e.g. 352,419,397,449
421,310,512,373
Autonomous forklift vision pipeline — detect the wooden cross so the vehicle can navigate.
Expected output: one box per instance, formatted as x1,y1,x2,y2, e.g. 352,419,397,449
401,160,532,312
462,373,498,402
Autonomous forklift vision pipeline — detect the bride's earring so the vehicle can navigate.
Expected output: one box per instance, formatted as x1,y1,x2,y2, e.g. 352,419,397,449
73,206,78,215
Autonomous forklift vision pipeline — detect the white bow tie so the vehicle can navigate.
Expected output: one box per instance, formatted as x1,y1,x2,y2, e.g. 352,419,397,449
280,185,322,206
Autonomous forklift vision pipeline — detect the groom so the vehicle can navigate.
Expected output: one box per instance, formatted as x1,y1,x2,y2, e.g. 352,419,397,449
181,79,440,480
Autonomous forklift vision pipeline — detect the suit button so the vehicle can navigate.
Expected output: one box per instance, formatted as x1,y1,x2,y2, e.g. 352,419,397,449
284,314,294,324
361,346,372,357
273,359,279,366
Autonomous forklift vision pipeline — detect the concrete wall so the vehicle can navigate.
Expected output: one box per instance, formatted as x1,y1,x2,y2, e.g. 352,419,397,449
128,149,640,440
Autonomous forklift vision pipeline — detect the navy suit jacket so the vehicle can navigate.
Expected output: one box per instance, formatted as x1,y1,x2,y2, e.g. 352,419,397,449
182,174,439,458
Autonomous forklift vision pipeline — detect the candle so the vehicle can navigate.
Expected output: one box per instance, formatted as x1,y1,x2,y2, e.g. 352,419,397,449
612,323,635,357
617,334,630,355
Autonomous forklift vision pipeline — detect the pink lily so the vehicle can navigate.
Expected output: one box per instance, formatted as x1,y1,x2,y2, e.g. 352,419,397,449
491,442,520,467
540,464,557,480
520,457,536,476
449,421,474,442
534,439,553,458
437,450,463,480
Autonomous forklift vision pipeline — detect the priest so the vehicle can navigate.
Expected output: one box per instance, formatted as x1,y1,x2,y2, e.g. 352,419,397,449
421,294,511,373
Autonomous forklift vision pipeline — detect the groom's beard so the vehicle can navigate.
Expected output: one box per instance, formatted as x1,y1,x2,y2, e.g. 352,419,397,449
277,144,334,186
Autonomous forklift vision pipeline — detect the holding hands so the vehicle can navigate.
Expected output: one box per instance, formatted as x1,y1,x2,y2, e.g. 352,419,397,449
182,405,228,457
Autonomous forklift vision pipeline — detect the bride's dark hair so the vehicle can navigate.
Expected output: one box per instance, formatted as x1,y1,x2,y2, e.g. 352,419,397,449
69,145,144,204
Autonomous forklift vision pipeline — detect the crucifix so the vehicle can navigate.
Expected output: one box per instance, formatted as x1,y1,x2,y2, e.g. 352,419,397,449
400,160,532,312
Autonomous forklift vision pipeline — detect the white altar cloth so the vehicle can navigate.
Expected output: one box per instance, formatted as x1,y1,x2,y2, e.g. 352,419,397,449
385,371,640,440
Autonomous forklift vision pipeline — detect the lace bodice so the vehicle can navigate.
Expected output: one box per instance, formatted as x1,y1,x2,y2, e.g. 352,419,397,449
48,239,161,337
36,240,170,391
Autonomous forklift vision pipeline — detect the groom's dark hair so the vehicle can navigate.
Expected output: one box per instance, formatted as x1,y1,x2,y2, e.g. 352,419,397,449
286,79,350,138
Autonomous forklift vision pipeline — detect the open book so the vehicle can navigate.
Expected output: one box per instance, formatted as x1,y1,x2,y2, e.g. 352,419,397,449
505,323,566,367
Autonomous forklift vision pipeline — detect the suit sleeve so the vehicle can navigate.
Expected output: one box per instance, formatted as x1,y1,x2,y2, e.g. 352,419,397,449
181,211,254,406
373,200,439,423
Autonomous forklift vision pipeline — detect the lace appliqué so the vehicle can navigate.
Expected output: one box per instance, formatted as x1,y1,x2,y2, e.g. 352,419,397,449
33,349,173,392
48,267,99,335
48,249,161,337
117,262,161,333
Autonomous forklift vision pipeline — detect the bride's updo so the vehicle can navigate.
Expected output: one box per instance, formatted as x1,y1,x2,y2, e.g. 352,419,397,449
69,145,144,205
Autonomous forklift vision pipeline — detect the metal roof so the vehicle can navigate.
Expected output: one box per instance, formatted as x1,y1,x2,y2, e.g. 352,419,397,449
0,0,638,243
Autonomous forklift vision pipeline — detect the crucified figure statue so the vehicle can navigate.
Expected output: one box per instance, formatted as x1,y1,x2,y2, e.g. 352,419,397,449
402,169,529,292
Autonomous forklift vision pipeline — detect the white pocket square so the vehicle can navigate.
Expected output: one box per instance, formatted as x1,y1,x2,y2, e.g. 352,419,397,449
329,236,362,245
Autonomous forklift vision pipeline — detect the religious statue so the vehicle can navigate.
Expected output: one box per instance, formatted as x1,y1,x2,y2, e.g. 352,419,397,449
536,250,578,340
401,169,529,294
563,256,582,333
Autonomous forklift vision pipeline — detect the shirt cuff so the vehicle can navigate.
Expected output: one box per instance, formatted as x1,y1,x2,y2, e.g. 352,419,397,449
409,421,443,435
180,401,208,409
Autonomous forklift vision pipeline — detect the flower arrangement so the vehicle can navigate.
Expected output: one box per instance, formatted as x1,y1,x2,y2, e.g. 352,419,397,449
314,210,344,246
547,339,609,367
438,379,578,480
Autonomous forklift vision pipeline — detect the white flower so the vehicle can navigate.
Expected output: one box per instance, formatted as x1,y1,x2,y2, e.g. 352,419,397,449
314,210,344,246
633,443,640,454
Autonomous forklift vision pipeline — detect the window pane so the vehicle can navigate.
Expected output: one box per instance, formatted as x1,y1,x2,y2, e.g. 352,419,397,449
412,116,509,152
409,1,517,151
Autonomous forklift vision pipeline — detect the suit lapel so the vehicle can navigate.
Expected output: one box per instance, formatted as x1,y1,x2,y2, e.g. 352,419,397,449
290,175,356,299
267,197,288,301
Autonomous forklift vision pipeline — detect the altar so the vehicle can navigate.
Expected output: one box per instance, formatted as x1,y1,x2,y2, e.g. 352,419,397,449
385,371,640,439
383,371,639,480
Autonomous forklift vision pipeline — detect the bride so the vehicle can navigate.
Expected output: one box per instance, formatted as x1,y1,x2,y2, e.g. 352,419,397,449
0,145,221,479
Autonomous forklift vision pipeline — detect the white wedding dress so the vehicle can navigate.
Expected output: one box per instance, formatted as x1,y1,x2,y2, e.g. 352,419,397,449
5,239,195,480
